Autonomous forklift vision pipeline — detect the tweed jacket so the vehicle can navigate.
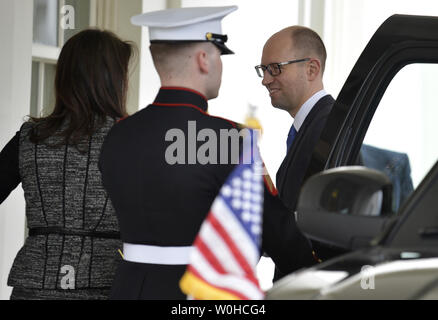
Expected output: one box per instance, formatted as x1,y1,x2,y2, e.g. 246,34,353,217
7,118,121,290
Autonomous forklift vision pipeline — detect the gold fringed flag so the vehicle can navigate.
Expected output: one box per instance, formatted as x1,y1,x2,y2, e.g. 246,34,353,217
180,130,265,300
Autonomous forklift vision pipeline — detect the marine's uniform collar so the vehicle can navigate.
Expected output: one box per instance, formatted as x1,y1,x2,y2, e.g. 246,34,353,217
153,87,208,112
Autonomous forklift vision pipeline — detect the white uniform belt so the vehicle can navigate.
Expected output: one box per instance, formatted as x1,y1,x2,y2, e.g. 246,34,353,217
123,243,193,265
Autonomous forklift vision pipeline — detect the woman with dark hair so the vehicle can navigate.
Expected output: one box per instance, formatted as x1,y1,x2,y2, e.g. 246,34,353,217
0,29,135,300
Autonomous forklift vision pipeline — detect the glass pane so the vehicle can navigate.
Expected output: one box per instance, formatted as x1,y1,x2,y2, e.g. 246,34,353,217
33,0,59,47
30,61,40,117
388,161,438,249
360,63,438,213
42,63,57,116
63,0,91,44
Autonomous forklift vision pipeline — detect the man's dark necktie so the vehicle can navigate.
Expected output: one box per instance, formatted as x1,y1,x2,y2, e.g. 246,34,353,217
286,125,297,151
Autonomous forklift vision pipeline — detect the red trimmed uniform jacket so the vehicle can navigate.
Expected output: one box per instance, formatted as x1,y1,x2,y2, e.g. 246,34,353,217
99,87,315,299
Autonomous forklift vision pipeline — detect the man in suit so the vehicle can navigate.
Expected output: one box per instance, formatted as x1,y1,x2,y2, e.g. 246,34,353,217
257,26,335,212
99,7,315,300
256,26,336,278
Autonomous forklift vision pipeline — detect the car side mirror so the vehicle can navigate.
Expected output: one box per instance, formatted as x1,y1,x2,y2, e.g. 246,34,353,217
297,166,394,251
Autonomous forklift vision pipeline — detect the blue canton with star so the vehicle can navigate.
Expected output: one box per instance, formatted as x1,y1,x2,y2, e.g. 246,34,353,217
220,161,264,247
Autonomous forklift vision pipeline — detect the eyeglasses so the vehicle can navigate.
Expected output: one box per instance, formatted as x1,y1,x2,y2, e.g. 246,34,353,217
254,58,310,78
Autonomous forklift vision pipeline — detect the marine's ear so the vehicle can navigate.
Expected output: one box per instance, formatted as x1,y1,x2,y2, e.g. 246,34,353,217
196,48,210,74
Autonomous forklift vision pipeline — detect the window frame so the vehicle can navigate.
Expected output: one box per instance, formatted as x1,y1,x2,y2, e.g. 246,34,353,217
31,0,96,117
307,15,438,182
332,44,438,169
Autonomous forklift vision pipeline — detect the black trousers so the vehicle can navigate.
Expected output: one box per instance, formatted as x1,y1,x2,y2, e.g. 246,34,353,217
110,260,187,300
273,241,347,281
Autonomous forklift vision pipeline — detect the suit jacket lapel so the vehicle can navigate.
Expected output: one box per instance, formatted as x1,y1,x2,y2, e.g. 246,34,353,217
276,95,334,199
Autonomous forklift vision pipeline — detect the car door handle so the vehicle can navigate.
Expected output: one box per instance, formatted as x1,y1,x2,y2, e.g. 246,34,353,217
418,227,438,238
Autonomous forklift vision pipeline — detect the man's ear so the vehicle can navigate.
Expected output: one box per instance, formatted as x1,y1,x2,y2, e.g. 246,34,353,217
307,59,321,81
197,49,209,74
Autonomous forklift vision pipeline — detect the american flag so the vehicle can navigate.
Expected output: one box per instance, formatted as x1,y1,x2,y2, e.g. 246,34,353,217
180,131,265,300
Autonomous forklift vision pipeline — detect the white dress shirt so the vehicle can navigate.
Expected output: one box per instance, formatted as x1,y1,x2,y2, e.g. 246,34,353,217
292,89,328,132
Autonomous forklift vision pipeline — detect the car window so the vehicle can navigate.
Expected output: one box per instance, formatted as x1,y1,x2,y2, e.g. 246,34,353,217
358,63,438,213
387,160,438,249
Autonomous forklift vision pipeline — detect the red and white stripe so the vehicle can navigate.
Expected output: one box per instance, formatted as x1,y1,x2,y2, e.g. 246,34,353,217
188,197,264,300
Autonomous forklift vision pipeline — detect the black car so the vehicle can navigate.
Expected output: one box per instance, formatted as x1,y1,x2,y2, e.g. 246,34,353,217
267,14,438,299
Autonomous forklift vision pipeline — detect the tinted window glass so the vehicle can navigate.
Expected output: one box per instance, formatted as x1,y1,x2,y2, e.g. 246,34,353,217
359,64,438,213
388,161,438,249
33,0,59,47
63,0,91,44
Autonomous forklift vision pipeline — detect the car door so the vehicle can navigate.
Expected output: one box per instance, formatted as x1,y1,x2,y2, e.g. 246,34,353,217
382,159,438,250
266,160,438,299
307,14,438,215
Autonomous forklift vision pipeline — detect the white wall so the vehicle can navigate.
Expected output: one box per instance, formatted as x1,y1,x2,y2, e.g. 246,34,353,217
138,0,167,109
93,0,144,114
0,0,33,300
118,0,144,114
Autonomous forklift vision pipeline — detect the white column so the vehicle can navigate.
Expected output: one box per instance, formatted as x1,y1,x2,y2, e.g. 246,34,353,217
167,0,181,8
323,0,365,97
95,0,119,31
0,0,33,300
309,0,326,38
93,0,144,114
298,0,312,27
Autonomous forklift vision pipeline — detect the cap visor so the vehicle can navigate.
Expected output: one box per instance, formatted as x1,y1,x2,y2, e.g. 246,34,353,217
213,42,234,55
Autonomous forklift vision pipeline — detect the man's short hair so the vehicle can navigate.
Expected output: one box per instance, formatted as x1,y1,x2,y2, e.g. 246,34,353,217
150,42,215,76
290,26,327,74
150,43,197,67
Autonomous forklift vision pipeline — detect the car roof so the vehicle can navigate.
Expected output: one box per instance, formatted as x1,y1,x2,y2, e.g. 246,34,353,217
338,14,438,117
313,14,438,170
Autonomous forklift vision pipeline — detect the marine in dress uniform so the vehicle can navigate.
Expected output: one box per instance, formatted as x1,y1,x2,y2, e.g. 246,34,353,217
99,6,315,300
